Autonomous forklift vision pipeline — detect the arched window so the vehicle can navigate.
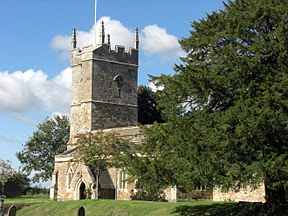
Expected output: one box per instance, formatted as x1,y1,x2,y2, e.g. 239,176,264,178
119,170,127,190
113,74,124,98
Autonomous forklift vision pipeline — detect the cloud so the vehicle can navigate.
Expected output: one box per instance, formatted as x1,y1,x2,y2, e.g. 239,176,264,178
142,25,184,57
0,68,72,113
51,16,183,59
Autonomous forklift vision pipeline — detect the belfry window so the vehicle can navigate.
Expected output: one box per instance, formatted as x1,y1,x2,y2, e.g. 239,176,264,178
113,74,124,98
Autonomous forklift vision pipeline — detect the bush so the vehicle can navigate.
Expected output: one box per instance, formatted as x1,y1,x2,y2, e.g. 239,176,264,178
1,173,30,197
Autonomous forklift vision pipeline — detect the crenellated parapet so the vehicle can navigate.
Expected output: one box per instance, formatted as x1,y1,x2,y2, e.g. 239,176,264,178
71,21,139,67
72,44,139,66
93,44,139,66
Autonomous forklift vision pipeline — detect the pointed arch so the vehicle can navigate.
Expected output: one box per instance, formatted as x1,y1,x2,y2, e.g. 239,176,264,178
79,182,86,200
75,178,89,200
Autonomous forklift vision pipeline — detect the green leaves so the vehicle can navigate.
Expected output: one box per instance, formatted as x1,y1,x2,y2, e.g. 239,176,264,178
0,160,15,185
75,132,136,170
138,85,164,125
17,115,69,182
136,0,288,203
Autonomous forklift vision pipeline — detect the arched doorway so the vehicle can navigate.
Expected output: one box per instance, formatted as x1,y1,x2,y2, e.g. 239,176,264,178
79,182,86,200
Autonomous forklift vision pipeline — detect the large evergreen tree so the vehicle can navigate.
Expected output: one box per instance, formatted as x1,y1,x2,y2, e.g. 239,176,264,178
138,86,164,125
141,0,288,204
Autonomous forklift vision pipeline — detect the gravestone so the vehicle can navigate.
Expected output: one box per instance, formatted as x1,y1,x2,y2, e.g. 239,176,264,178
7,205,16,216
78,206,85,216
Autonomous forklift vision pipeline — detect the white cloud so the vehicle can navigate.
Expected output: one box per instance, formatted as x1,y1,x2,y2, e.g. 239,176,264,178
142,25,184,57
0,68,72,113
51,16,183,59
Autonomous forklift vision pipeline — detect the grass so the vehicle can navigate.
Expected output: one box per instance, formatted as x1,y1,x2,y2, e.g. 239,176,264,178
6,194,50,204
5,196,288,216
5,197,216,216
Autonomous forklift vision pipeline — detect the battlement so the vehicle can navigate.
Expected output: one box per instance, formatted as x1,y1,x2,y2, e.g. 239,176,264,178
71,44,139,67
71,23,139,66
94,44,139,65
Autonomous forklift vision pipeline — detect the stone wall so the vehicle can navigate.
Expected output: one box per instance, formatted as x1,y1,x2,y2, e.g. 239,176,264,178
177,189,213,201
213,184,266,203
69,44,138,138
91,102,137,130
70,49,93,136
51,158,96,201
91,61,138,105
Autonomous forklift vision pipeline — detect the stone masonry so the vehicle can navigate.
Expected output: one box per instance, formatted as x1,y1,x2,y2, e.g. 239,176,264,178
213,184,266,202
50,24,177,202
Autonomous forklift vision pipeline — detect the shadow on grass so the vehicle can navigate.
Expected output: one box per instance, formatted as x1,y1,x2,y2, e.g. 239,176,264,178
173,202,288,216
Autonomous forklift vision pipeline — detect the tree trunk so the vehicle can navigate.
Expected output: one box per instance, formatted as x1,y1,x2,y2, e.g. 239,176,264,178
264,175,287,205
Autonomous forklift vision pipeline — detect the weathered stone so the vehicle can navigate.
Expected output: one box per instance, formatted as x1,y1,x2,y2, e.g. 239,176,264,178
213,184,265,203
7,205,16,216
69,43,138,138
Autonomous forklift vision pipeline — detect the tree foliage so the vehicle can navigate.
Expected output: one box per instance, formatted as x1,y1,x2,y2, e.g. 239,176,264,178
0,160,30,197
138,86,164,125
136,0,288,204
17,115,69,182
76,132,135,199
76,130,168,201
3,172,30,197
0,160,15,187
76,132,133,169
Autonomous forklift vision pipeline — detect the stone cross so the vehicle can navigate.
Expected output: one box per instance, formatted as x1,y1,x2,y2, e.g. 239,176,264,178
7,205,16,216
78,206,85,216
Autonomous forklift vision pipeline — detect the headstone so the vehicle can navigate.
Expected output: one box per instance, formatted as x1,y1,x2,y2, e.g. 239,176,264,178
78,206,85,216
7,205,16,216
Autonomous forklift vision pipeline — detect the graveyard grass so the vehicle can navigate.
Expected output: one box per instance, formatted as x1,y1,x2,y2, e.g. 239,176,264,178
5,196,219,216
7,197,288,216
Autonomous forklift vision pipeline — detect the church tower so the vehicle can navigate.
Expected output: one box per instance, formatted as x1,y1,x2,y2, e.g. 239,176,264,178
69,23,139,140
50,4,178,201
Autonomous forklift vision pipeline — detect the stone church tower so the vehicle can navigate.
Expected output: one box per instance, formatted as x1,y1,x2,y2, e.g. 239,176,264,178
49,23,149,201
69,23,139,140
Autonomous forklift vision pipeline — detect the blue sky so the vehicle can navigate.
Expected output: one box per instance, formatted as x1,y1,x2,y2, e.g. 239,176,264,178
0,0,225,168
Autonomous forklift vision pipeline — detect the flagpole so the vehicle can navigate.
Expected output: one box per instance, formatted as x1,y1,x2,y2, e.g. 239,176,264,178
94,0,98,46
95,0,97,25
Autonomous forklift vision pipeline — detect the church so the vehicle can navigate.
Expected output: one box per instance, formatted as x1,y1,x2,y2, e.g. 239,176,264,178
49,21,177,202
50,12,265,202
